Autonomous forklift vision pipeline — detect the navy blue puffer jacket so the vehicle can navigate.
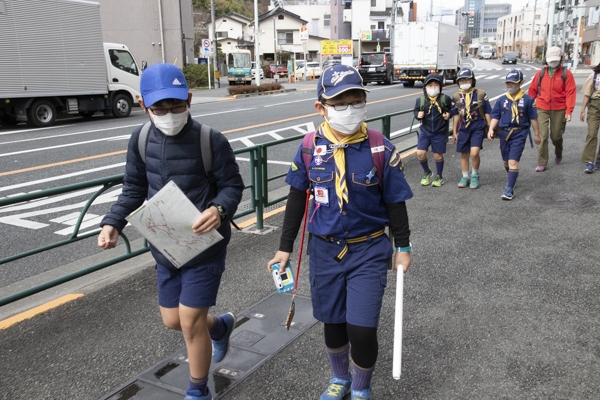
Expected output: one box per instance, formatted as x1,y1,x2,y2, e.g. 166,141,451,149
101,115,244,268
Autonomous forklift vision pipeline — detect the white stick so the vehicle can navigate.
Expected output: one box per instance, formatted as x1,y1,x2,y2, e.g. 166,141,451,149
392,265,404,380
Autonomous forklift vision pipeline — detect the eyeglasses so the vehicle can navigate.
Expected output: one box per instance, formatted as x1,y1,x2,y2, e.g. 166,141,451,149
148,104,188,116
322,101,366,111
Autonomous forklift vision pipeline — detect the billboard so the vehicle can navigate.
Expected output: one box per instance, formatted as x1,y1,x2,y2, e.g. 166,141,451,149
321,40,353,56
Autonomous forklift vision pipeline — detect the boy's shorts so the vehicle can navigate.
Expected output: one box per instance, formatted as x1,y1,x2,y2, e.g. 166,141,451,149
156,250,226,309
497,128,528,162
308,234,392,328
456,127,485,153
417,130,448,154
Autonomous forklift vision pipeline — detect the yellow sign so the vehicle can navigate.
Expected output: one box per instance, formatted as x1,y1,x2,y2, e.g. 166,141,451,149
321,40,353,56
361,30,372,41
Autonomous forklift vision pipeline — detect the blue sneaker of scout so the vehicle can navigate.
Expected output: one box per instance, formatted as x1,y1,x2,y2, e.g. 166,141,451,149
585,163,594,174
594,162,600,170
184,389,212,400
351,386,372,400
470,174,480,189
212,312,236,363
458,176,470,188
320,376,352,400
501,187,514,200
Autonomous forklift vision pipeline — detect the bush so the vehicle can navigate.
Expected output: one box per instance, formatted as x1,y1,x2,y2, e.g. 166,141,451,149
227,83,283,96
182,64,215,88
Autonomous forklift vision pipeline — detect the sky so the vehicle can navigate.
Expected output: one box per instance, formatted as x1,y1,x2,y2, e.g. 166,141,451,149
425,0,542,24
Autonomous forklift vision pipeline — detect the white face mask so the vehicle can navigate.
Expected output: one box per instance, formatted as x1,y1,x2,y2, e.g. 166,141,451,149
548,61,560,68
506,86,520,95
459,83,472,91
151,110,189,136
426,88,440,97
325,106,367,135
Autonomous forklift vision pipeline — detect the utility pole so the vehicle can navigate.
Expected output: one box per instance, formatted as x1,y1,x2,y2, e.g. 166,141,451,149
210,0,220,88
561,0,570,54
529,0,538,62
254,0,260,86
547,0,555,48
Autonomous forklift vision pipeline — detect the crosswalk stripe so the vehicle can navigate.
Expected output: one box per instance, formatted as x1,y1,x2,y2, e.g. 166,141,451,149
484,75,500,79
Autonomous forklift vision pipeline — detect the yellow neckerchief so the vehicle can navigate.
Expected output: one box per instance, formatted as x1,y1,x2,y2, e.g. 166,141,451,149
427,95,442,114
320,121,368,211
506,89,525,125
458,87,476,121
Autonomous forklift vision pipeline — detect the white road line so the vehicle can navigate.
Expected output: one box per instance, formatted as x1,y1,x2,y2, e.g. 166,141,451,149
236,157,289,166
484,75,501,80
0,163,125,192
0,108,256,142
263,98,314,107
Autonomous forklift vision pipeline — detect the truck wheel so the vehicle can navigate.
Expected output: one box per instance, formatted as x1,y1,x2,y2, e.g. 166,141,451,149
112,94,132,118
440,72,447,86
385,72,393,85
403,81,415,88
27,99,56,127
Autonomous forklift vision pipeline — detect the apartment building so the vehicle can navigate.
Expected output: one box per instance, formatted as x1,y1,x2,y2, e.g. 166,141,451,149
497,6,547,59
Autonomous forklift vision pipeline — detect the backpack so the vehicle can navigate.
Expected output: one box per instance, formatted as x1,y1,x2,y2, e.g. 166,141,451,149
537,66,567,97
453,89,486,120
301,129,386,188
419,93,449,113
137,121,215,187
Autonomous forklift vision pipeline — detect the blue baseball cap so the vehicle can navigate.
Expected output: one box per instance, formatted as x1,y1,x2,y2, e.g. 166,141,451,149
457,67,475,80
505,69,523,83
317,65,368,100
140,63,189,107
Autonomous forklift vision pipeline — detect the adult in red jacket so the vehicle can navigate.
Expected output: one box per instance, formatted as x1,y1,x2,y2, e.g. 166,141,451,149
527,46,576,171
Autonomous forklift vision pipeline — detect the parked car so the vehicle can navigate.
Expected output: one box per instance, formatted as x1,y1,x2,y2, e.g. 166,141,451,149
502,51,518,64
358,52,394,85
322,59,341,69
251,61,264,80
294,62,322,79
265,64,288,78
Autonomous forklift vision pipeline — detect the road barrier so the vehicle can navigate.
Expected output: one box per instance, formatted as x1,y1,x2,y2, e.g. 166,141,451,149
0,109,418,306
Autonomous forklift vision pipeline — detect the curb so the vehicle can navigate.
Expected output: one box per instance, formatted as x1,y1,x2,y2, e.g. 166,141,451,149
231,88,297,99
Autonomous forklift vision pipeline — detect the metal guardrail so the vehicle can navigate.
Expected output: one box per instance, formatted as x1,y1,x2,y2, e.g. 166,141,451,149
0,109,419,306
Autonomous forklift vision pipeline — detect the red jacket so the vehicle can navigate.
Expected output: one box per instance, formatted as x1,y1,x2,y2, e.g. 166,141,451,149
527,66,576,115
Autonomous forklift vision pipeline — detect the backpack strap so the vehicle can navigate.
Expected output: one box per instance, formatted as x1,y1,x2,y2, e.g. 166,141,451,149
200,123,215,186
419,95,425,111
562,66,567,84
537,67,545,98
301,131,316,179
593,72,598,95
367,128,385,187
476,89,486,117
440,93,448,113
137,121,152,160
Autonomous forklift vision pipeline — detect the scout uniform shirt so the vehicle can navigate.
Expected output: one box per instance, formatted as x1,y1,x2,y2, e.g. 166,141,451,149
285,126,413,239
581,72,600,99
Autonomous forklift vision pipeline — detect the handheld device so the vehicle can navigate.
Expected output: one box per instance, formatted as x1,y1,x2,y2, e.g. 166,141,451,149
271,261,295,293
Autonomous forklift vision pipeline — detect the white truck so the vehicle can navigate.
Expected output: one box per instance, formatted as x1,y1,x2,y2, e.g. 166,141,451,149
0,0,143,128
392,21,460,88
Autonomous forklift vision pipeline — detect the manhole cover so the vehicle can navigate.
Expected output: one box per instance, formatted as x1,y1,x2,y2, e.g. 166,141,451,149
525,193,595,209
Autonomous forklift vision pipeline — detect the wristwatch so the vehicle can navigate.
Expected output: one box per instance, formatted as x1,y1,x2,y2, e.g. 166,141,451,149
395,242,412,253
213,204,227,220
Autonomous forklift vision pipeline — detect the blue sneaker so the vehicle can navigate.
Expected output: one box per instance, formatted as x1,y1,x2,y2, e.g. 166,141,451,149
320,376,352,400
212,312,236,363
470,173,480,189
351,386,372,400
184,388,212,400
594,162,600,170
501,187,514,200
585,162,594,174
458,176,470,188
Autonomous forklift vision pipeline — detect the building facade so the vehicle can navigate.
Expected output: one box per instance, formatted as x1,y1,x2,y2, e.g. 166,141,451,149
497,6,548,59
455,0,510,42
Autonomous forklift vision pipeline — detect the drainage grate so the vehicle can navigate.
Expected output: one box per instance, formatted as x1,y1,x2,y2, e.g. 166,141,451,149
525,193,596,209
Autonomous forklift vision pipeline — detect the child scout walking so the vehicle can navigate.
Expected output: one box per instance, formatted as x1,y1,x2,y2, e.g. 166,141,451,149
487,70,541,200
98,63,244,400
451,67,492,189
414,73,453,187
527,46,576,172
579,63,600,173
267,65,413,400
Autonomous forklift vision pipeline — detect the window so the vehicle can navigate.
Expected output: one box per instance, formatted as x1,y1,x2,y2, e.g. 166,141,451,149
311,18,319,35
278,31,293,44
216,31,227,38
378,21,384,29
535,14,541,19
108,49,138,76
371,0,376,6
324,13,330,27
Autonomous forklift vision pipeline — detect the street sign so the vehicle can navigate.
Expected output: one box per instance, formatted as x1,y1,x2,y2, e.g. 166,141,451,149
321,40,353,56
361,30,372,41
300,26,309,43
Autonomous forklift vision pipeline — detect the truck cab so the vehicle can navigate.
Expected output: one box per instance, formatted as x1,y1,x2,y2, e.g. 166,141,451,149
104,43,142,118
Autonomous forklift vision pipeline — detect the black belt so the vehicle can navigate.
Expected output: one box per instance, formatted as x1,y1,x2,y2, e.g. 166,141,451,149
319,228,386,262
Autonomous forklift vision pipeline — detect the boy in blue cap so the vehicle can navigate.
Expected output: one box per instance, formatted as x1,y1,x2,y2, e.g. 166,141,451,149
268,65,413,400
487,69,540,200
98,63,244,400
414,73,452,186
451,67,492,189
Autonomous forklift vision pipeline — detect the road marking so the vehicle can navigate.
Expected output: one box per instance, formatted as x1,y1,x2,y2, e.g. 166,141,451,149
484,75,500,80
0,293,84,329
0,151,127,177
